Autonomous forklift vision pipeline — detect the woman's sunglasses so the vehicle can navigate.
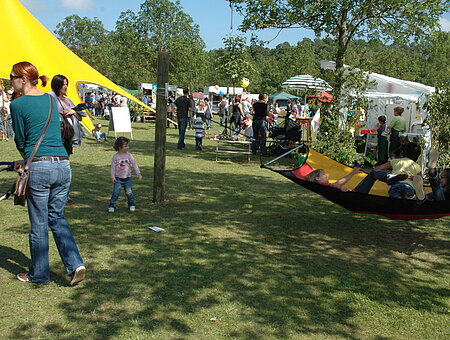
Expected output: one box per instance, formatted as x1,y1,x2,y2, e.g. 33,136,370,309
10,74,22,80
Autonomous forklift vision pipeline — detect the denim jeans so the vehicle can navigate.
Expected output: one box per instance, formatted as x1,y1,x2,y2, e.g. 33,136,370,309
177,117,188,149
205,113,212,129
354,169,415,198
426,172,446,201
195,137,203,149
252,119,267,155
26,160,84,283
219,114,226,126
388,182,415,199
354,169,388,194
109,177,135,208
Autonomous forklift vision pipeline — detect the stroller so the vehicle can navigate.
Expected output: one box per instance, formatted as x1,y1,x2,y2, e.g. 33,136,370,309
267,117,302,155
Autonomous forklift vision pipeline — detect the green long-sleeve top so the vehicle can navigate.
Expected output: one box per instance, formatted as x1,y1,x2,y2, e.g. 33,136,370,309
11,93,68,162
388,115,406,132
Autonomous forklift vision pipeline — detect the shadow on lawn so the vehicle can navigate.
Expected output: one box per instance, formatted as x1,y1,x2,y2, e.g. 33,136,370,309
7,150,450,339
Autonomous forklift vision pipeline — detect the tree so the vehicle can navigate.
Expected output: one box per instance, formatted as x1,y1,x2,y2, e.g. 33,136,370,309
236,0,450,100
424,86,450,167
216,36,256,94
54,15,114,76
236,0,449,164
419,31,450,87
136,0,206,89
111,10,154,88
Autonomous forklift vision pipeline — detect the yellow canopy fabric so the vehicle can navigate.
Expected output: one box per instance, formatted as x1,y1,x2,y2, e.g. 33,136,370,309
307,149,430,196
0,0,155,133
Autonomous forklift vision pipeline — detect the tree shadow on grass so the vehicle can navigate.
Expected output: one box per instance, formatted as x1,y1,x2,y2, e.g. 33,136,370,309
6,158,450,339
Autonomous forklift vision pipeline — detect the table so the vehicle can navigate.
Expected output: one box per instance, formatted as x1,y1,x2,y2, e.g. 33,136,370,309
215,139,252,162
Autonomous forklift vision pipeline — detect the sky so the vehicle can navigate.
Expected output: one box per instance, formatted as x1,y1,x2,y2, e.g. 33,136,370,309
22,0,450,51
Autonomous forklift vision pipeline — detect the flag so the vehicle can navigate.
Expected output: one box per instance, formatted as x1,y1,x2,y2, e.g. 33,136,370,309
311,108,321,132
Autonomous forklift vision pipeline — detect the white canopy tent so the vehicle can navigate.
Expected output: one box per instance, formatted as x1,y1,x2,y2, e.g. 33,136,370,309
320,60,435,133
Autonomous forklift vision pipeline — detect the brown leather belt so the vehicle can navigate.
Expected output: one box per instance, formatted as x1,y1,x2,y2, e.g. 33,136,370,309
31,156,69,162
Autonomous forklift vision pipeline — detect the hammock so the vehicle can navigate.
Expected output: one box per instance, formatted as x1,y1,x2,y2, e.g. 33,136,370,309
263,146,450,220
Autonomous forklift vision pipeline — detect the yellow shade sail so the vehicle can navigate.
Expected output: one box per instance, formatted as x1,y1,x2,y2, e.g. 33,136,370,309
0,0,155,133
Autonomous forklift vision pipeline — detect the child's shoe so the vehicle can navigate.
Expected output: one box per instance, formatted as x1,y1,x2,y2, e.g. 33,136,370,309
428,149,439,169
413,175,425,201
129,206,136,212
108,207,115,213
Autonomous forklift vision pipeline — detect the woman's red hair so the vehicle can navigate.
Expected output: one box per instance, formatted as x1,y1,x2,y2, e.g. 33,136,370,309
12,61,48,87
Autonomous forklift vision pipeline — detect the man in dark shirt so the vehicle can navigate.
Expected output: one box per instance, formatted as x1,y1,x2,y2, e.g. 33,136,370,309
252,93,269,156
174,88,191,149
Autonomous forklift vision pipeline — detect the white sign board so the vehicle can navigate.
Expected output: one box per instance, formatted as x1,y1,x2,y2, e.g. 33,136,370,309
108,107,133,139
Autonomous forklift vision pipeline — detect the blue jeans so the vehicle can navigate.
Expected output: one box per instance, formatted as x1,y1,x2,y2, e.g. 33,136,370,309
26,160,84,283
389,182,415,199
205,114,212,129
252,119,267,155
177,117,188,149
354,169,415,198
109,177,135,208
426,171,446,201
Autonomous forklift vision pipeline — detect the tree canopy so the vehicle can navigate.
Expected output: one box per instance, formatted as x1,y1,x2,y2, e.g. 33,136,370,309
53,2,449,94
236,0,450,98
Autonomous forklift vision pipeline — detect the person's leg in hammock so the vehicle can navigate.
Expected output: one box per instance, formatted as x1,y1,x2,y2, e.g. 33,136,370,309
354,170,407,194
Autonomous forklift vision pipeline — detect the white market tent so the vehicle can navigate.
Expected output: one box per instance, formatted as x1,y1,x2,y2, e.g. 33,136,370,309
320,60,435,134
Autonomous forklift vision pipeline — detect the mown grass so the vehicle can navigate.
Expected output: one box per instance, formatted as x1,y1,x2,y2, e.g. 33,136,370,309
0,119,449,340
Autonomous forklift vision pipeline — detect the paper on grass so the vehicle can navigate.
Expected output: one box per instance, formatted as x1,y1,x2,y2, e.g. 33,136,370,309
147,226,165,232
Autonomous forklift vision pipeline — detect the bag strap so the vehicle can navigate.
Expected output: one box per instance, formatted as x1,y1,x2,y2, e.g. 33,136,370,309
24,94,53,170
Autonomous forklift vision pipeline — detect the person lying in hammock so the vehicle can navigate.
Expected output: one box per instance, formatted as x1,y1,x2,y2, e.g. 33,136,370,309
307,167,362,192
413,149,450,202
308,142,422,198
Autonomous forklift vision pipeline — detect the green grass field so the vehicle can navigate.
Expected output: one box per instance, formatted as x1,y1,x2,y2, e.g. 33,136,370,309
0,120,449,340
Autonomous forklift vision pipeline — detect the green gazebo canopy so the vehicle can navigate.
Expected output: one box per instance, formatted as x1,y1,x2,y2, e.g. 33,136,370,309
269,92,300,103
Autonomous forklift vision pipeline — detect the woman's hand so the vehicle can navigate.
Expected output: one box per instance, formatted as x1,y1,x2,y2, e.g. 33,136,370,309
14,160,24,170
63,108,76,116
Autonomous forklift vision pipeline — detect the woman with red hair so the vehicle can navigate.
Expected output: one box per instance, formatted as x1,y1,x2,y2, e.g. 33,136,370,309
10,61,85,285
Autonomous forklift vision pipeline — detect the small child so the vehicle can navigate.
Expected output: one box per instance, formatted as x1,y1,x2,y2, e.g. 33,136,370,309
108,136,142,212
242,114,253,141
307,168,362,192
93,123,107,142
194,116,204,150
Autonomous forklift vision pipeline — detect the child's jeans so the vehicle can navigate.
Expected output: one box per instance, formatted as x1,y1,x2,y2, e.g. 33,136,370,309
426,171,446,201
109,177,136,208
95,131,107,141
195,137,203,150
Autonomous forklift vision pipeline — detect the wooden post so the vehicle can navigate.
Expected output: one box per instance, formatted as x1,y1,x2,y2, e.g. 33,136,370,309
153,51,169,203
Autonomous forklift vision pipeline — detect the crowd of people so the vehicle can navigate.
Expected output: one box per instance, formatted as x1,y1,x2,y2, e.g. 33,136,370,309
3,62,449,288
84,90,129,118
172,89,287,156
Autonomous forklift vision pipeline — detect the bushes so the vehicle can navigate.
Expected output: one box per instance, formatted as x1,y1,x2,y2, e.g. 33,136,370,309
424,86,450,167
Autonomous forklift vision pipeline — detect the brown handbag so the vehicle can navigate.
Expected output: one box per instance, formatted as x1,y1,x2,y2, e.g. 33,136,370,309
14,95,53,206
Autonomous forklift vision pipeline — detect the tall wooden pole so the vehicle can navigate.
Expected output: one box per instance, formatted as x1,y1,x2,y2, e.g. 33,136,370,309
153,51,169,203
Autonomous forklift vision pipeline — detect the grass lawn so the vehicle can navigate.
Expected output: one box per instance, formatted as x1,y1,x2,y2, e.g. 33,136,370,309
0,119,449,340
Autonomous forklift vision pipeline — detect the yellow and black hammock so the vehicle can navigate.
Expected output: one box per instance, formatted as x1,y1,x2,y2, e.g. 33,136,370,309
262,146,450,220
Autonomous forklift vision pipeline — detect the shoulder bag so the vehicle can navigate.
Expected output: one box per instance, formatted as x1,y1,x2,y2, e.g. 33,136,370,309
14,94,53,206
